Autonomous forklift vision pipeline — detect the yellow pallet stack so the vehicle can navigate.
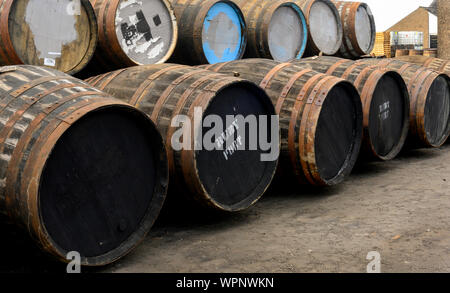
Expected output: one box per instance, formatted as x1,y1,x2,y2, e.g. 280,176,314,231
371,32,391,57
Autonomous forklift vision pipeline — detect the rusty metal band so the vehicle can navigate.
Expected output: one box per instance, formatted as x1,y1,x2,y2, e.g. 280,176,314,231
106,0,130,66
151,68,205,121
341,62,362,80
398,63,413,75
275,69,312,114
97,68,128,90
440,61,450,72
260,63,291,89
423,57,435,68
0,0,10,63
130,65,185,106
88,72,110,87
353,66,379,90
326,59,350,75
207,61,232,73
407,66,429,89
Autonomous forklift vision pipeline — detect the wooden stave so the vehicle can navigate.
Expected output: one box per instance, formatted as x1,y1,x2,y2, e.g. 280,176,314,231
0,65,168,266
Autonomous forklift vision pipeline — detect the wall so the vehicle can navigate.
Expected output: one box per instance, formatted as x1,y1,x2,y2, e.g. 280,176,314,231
385,7,430,48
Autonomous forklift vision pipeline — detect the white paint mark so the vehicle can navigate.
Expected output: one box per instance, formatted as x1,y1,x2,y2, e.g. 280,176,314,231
25,0,79,61
44,58,56,67
147,42,165,59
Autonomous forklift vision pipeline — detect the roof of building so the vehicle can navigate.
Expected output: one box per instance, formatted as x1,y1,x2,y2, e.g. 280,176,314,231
423,0,437,16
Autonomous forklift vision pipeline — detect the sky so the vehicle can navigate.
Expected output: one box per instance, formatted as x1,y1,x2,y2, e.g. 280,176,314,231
342,0,435,32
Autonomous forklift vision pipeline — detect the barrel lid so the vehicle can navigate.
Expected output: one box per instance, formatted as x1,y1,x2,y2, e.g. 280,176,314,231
268,3,307,62
354,3,376,54
307,0,342,55
194,81,277,211
7,0,97,74
114,0,177,65
201,1,246,64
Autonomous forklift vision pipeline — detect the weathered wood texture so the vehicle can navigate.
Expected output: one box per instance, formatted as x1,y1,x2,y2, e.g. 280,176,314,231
358,58,450,147
0,65,168,266
438,0,450,59
86,65,278,211
88,0,177,72
395,55,450,77
333,1,376,58
168,0,247,65
292,56,410,160
0,0,98,75
203,59,363,186
295,0,343,56
232,0,307,62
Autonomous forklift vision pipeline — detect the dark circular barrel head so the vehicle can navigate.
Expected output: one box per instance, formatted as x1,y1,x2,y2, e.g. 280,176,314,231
268,3,307,62
201,1,246,64
424,75,450,147
368,72,409,159
195,82,277,211
39,106,167,264
308,0,342,55
314,82,363,185
114,0,176,64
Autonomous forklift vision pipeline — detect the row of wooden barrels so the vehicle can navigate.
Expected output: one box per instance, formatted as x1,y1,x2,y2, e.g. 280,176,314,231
1,55,449,266
0,0,376,75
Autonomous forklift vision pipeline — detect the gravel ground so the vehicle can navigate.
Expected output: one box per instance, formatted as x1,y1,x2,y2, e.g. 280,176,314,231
2,144,449,273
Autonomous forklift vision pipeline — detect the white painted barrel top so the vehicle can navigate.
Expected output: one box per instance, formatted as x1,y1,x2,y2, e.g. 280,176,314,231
268,4,307,62
115,0,175,64
308,0,340,55
355,4,375,54
8,0,92,72
201,2,245,64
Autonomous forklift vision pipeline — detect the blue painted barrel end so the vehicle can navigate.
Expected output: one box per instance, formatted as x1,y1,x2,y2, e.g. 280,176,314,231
201,1,247,64
288,3,308,60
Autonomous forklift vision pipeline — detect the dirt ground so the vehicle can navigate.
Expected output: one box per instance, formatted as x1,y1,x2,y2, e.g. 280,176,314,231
2,144,450,273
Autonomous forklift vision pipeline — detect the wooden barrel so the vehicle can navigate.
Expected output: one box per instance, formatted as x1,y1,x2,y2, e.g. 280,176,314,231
332,1,376,59
295,0,343,56
292,56,410,160
423,49,438,57
395,56,450,77
232,0,308,62
396,49,410,57
409,49,424,56
168,0,247,65
88,0,178,72
0,65,168,266
86,65,278,211
358,58,450,147
0,0,98,75
203,59,363,186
